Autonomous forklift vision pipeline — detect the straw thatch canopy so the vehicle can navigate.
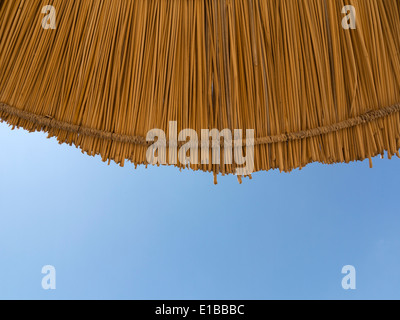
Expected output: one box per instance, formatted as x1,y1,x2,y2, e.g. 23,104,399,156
1,0,400,183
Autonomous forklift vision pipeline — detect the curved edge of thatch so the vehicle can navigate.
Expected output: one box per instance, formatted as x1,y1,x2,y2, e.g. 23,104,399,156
1,101,400,183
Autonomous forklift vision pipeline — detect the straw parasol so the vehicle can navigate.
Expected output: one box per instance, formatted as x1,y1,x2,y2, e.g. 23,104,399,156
1,0,400,183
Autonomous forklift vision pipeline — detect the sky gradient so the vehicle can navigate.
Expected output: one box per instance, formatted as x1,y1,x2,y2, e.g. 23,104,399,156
0,122,399,300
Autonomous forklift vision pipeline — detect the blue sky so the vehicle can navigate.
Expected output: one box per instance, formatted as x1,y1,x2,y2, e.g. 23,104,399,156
0,122,399,300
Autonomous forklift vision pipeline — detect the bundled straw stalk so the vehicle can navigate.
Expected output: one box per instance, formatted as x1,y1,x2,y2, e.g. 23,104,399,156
1,0,400,182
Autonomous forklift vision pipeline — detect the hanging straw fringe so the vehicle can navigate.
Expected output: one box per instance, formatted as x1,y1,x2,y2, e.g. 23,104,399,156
1,0,400,177
1,102,400,148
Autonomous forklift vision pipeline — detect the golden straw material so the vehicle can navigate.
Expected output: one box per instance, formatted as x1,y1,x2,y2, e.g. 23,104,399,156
1,0,400,182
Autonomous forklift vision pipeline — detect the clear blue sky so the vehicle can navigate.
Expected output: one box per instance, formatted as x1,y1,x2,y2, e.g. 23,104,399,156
0,122,399,300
